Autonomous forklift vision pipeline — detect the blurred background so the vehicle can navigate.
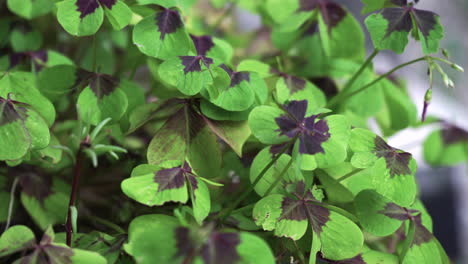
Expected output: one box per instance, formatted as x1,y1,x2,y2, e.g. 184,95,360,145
227,0,468,262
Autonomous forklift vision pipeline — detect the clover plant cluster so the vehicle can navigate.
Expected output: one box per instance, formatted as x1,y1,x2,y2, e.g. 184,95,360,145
0,0,465,263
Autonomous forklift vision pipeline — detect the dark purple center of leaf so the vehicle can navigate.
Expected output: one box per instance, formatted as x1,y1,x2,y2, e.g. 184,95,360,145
155,8,183,40
190,35,215,56
382,6,438,39
180,55,213,74
89,73,120,99
174,228,241,264
441,125,468,145
412,214,433,246
153,165,189,192
378,203,419,221
76,0,100,19
220,64,250,87
299,0,346,30
381,8,413,37
280,74,307,94
373,136,412,177
9,51,48,70
201,232,241,264
0,96,27,126
19,171,54,205
280,193,330,234
275,100,330,155
99,0,117,9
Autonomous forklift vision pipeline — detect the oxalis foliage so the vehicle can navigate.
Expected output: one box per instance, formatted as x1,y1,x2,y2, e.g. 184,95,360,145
0,0,465,263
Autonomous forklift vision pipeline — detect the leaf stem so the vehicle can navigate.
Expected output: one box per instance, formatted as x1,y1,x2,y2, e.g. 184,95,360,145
327,48,379,109
263,157,294,197
330,56,429,108
217,136,298,222
336,168,364,183
4,177,19,232
399,220,416,262
65,147,84,247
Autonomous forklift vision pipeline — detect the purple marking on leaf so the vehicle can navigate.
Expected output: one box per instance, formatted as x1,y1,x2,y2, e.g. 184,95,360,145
19,172,54,204
412,9,439,38
378,203,419,221
155,8,183,40
175,227,196,259
373,136,412,177
9,53,26,69
280,197,307,221
201,232,240,264
76,0,100,19
283,75,306,94
99,0,116,9
304,203,330,234
220,64,250,87
187,175,198,199
299,0,346,30
381,8,413,37
190,35,214,56
441,125,468,145
180,56,213,74
0,96,28,126
412,214,433,246
29,50,48,71
154,167,186,192
311,77,338,98
89,73,120,99
275,100,330,155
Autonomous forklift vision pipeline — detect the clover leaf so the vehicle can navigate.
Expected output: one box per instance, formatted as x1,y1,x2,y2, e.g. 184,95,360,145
253,183,363,260
56,0,132,36
7,0,54,20
133,5,192,59
121,162,210,224
249,100,350,170
365,1,444,54
124,214,275,264
423,124,468,166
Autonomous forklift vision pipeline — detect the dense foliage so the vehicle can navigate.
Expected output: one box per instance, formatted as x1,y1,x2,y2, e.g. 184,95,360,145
0,0,465,263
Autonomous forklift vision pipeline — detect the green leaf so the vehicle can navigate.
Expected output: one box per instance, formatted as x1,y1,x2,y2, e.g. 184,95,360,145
236,232,276,264
157,56,215,96
250,147,303,196
188,177,211,225
124,214,180,264
423,127,468,166
249,106,289,145
0,225,36,257
7,0,54,19
56,0,104,36
204,119,251,157
365,7,444,54
275,76,326,113
315,170,354,203
253,194,308,240
349,128,417,206
38,65,77,102
354,190,406,236
21,178,69,229
0,71,56,126
77,74,129,125
121,163,189,206
133,7,193,59
103,0,132,30
10,28,43,52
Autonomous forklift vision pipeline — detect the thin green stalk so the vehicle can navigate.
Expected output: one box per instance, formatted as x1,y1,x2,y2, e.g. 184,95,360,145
343,57,428,101
4,177,19,232
263,157,294,197
217,136,298,222
399,220,416,261
328,49,380,108
336,168,364,183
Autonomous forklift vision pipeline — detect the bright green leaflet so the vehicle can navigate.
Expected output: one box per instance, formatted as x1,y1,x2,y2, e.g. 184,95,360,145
0,225,36,257
7,0,54,19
